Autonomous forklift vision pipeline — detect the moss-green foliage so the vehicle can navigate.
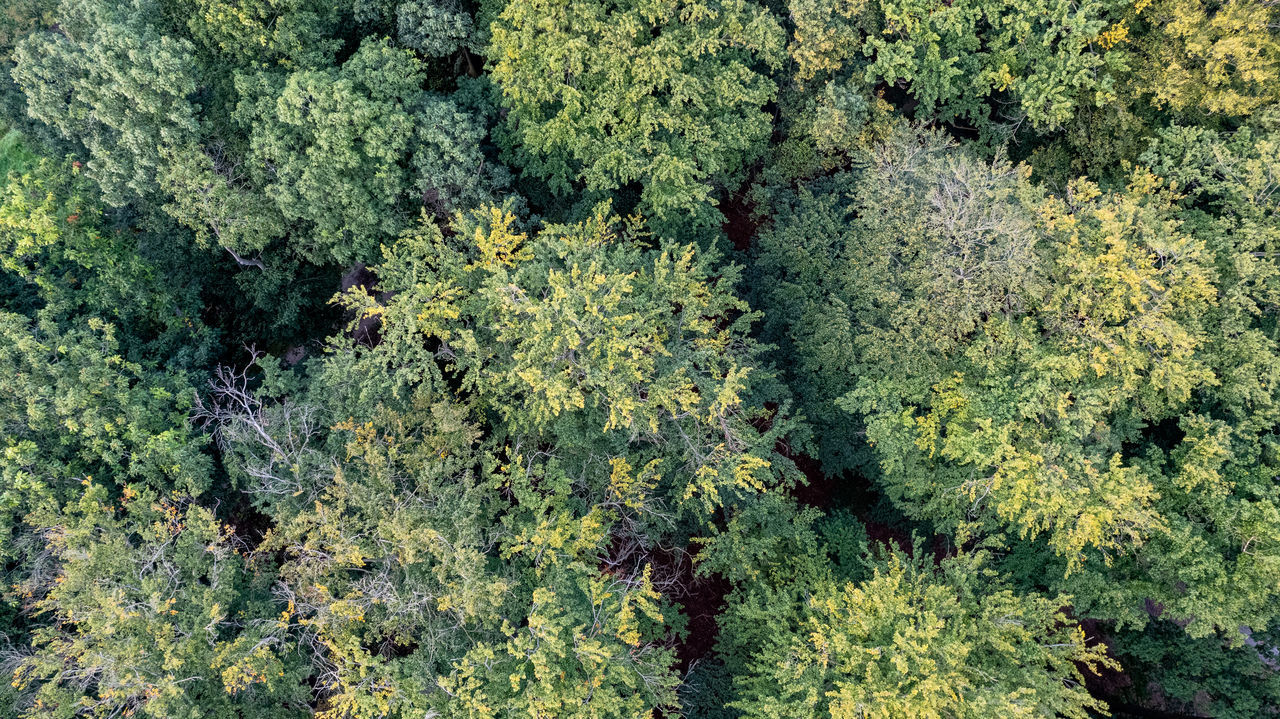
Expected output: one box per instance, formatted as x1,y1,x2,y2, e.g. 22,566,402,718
338,203,798,517
3,0,1280,715
1015,1,1280,187
183,0,342,70
0,128,35,177
0,310,211,603
395,0,476,57
14,485,310,719
233,38,504,264
729,548,1112,719
754,123,1280,641
787,0,1124,137
0,155,216,363
1110,621,1280,719
702,501,1111,719
1123,0,1280,119
12,0,202,208
487,0,786,227
6,0,508,269
751,126,1043,475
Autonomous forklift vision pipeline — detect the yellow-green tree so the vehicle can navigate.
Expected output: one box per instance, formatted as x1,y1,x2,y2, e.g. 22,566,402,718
487,0,785,226
1123,0,1280,117
786,0,1123,135
730,548,1112,719
753,124,1280,637
13,485,309,719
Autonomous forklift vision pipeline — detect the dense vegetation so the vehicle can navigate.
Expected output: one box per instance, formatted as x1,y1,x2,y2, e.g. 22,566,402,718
0,0,1278,717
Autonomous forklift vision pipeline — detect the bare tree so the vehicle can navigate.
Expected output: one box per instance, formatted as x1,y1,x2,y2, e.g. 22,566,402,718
192,350,329,503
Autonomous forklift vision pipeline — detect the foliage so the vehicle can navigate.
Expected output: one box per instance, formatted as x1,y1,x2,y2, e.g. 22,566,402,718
230,362,511,719
487,0,785,226
1123,0,1280,118
396,0,476,57
183,0,342,69
1109,621,1280,719
234,38,505,264
11,0,202,207
232,39,427,264
724,543,1112,719
0,311,210,574
787,0,1124,134
750,126,1042,474
339,203,796,516
0,154,215,362
13,485,309,719
4,0,1280,714
754,123,1280,639
441,567,678,719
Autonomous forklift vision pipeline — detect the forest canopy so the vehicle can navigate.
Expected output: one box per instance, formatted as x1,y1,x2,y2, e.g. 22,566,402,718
1,0,1279,717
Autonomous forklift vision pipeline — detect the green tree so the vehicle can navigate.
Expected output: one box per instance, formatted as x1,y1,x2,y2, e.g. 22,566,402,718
195,348,512,719
11,0,202,207
303,201,801,713
234,38,503,264
196,301,696,717
231,39,423,264
183,0,342,69
343,203,794,516
0,311,210,582
396,0,476,58
0,153,215,362
440,566,678,719
753,124,1280,637
487,0,785,226
12,484,308,719
750,126,1043,475
729,547,1112,719
787,0,1124,137
1122,0,1280,118
438,450,680,719
1107,621,1280,719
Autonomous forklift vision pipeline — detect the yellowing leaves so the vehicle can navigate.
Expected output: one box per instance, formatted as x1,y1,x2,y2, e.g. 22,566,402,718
1130,0,1280,115
471,206,531,269
1098,21,1130,50
738,551,1114,719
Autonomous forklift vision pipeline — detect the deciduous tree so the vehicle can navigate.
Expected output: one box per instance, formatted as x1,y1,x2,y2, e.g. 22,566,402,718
487,0,785,226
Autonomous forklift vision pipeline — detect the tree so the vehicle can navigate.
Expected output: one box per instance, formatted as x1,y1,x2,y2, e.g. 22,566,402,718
11,0,202,207
340,203,795,517
1123,0,1280,118
487,0,785,226
786,0,1123,135
395,0,477,58
750,126,1043,475
11,2,506,269
1012,1,1280,186
230,39,422,264
440,566,679,719
728,547,1112,719
182,0,342,70
156,142,287,264
753,123,1280,638
0,152,215,363
11,484,309,719
438,447,681,719
0,310,211,584
1107,620,1280,719
304,202,803,713
195,348,513,719
234,38,504,264
196,302,697,717
853,172,1217,566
